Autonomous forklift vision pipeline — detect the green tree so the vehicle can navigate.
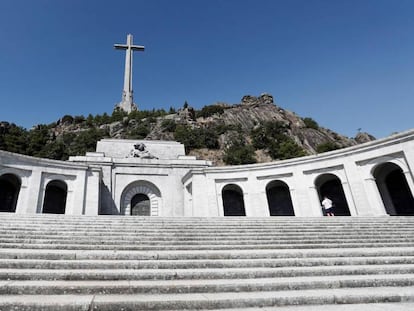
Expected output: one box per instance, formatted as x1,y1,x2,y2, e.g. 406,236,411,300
223,135,256,165
86,114,94,127
127,121,151,139
26,125,50,157
42,140,69,160
74,115,85,124
161,119,177,132
196,105,225,118
271,139,307,160
251,121,305,160
0,124,27,154
67,128,107,156
174,125,219,153
61,115,74,124
303,117,319,129
111,109,128,122
316,141,340,153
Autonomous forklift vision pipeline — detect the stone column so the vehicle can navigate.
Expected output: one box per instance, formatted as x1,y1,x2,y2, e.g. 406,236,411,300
363,177,388,216
84,168,101,215
403,170,414,199
341,180,358,216
15,171,37,214
18,168,43,214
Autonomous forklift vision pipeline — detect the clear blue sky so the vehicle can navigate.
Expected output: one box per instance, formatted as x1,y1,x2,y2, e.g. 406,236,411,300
0,0,413,138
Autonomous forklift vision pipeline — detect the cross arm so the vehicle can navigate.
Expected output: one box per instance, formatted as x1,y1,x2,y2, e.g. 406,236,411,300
114,44,127,50
114,44,145,51
131,45,145,51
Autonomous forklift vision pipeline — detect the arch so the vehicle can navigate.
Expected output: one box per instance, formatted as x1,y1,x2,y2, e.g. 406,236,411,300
315,173,351,216
121,180,161,216
131,193,150,216
0,173,21,213
42,180,67,214
222,184,246,216
373,162,414,215
266,180,295,216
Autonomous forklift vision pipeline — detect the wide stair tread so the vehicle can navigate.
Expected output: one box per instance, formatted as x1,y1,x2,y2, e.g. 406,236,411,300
0,214,413,310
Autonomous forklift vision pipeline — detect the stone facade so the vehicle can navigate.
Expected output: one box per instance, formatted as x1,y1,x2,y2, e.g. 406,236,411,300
1,130,414,217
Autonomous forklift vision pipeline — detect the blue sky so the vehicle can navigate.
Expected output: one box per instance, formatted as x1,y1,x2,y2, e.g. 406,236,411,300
0,0,413,138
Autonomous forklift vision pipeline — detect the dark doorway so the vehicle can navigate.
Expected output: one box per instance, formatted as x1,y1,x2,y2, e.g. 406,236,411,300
222,184,246,216
316,174,351,216
131,193,151,216
43,180,67,214
0,174,21,212
374,163,414,215
266,180,295,216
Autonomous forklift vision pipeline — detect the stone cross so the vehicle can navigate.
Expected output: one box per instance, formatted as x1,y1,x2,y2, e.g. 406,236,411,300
114,34,145,113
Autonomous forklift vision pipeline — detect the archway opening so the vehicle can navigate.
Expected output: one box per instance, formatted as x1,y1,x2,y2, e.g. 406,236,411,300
374,163,414,215
121,180,162,216
222,184,246,216
266,180,294,216
43,180,67,214
131,193,151,216
316,174,351,216
0,174,21,212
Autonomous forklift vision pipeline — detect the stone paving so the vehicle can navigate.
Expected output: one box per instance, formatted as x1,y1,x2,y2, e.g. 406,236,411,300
0,214,413,310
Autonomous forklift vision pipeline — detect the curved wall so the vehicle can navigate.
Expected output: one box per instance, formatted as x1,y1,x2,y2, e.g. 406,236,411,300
184,129,414,217
0,150,100,215
1,129,414,217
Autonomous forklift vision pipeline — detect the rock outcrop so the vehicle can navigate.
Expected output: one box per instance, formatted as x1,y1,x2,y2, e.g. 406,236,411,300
0,94,377,165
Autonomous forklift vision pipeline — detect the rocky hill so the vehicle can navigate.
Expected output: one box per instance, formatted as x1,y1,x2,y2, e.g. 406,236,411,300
0,94,375,165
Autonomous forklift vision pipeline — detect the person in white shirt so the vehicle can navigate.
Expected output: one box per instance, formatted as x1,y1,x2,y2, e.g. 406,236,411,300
321,196,334,216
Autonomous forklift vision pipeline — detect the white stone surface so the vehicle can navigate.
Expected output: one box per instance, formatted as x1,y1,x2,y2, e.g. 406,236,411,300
96,139,185,160
114,34,144,113
1,129,414,217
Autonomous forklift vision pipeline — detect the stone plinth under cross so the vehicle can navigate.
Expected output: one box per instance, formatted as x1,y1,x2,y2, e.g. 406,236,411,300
114,34,144,113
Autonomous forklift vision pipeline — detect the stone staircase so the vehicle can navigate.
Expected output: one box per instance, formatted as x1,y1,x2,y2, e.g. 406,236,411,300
0,213,413,310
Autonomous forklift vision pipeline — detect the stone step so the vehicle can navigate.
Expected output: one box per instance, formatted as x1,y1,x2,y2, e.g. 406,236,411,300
1,220,413,229
1,256,413,270
2,223,412,230
1,286,413,310
2,264,414,281
1,231,411,240
1,274,413,295
0,234,414,244
1,237,412,246
2,219,413,225
0,228,414,238
7,221,375,225
1,242,413,251
207,302,414,311
1,215,413,310
2,247,414,260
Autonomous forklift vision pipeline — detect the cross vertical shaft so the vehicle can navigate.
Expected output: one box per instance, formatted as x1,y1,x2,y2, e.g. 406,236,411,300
114,34,145,113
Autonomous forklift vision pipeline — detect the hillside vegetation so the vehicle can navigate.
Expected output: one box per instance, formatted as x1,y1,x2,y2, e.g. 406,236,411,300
0,94,375,165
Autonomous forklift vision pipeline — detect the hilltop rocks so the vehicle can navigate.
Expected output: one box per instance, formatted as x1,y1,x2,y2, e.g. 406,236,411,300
241,93,274,106
1,93,376,165
355,132,376,144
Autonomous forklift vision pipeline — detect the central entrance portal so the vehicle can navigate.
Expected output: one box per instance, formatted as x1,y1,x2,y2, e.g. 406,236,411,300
120,180,162,216
131,193,150,216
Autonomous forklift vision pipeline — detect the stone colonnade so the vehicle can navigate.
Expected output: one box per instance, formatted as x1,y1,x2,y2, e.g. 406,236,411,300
1,130,414,217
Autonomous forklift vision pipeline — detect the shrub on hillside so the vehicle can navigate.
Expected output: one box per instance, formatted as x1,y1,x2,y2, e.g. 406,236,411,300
196,105,225,119
223,135,256,165
161,119,177,132
316,141,340,153
174,125,219,153
303,117,319,129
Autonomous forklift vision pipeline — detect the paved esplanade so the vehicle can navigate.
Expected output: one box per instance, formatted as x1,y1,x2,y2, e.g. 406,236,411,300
114,34,144,112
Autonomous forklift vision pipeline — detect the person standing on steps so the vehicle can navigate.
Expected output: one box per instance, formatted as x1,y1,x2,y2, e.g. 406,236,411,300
321,196,335,216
